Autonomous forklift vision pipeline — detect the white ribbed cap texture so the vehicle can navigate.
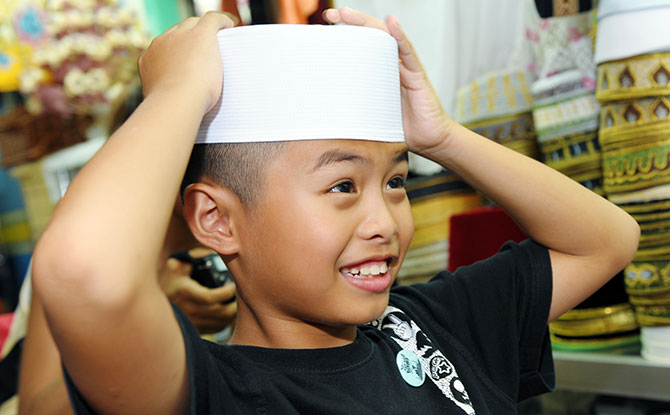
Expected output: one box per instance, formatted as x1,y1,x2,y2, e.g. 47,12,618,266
195,24,404,144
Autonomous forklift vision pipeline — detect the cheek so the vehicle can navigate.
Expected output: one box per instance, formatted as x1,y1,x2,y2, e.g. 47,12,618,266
395,202,415,251
264,198,352,272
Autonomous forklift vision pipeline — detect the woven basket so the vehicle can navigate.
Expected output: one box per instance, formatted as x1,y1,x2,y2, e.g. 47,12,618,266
0,107,90,168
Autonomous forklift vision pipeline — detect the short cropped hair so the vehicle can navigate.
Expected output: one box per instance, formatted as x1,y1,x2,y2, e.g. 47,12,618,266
181,142,286,208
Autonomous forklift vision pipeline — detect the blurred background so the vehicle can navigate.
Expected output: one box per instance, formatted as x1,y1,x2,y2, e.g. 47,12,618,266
1,1,670,413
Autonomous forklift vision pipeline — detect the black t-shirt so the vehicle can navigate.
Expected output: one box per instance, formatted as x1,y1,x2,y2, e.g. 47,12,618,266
66,240,555,414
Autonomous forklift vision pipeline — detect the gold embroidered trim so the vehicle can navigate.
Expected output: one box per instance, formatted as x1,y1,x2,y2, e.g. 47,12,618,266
635,305,670,326
551,307,638,337
597,53,670,102
624,261,670,295
599,97,670,137
559,303,633,320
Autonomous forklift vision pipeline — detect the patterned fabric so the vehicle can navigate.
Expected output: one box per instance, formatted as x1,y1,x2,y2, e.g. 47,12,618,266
597,53,670,102
625,261,670,296
465,112,540,160
538,130,603,194
532,70,599,141
635,304,670,326
534,0,593,18
534,12,592,80
599,96,670,194
550,303,638,337
398,172,482,283
454,69,533,125
611,187,670,260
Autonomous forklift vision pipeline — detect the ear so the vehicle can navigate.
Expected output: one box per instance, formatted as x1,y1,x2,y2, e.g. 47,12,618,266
182,183,241,255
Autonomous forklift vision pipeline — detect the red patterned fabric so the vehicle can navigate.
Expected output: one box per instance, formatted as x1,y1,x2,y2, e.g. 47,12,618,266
448,206,527,272
0,313,14,356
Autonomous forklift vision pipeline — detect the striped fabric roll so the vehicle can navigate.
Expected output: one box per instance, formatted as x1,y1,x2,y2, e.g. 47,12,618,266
397,171,482,283
599,97,670,195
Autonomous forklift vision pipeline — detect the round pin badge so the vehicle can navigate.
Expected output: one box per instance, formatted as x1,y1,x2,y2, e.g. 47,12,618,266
396,349,425,387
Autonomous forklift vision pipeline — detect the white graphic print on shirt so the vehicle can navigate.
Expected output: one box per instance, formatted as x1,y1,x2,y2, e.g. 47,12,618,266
369,305,476,415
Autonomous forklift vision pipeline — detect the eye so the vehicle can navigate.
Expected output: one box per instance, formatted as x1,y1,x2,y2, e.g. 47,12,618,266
386,175,406,190
329,181,355,193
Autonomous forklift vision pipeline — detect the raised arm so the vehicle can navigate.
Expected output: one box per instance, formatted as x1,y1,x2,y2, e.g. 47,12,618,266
325,8,640,322
31,12,234,414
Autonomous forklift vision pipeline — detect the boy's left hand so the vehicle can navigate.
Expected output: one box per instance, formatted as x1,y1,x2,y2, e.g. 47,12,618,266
160,257,237,334
323,8,454,158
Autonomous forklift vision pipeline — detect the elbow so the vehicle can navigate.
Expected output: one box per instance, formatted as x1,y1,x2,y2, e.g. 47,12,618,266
606,213,640,274
32,229,139,312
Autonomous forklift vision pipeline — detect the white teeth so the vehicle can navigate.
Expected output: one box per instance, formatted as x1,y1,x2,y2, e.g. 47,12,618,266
342,261,390,278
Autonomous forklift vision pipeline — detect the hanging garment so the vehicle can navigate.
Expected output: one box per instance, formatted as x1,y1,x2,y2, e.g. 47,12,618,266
534,0,593,18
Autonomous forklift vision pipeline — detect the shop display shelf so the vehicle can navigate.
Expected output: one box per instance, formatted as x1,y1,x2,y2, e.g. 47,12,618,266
554,350,670,402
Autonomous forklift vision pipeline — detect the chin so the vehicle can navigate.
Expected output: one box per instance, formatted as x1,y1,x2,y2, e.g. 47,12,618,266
343,296,390,325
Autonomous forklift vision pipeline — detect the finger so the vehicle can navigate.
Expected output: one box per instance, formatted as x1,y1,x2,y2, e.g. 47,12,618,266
202,282,237,304
167,258,193,276
323,7,388,33
176,278,235,305
198,10,236,32
183,301,236,318
177,16,201,31
386,15,423,73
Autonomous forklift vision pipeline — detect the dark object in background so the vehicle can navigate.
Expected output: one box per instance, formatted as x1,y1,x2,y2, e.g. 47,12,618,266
170,251,235,295
534,0,593,18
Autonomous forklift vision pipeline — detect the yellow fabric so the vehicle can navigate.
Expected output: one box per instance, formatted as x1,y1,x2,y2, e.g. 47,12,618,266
597,52,670,102
624,261,670,296
599,97,670,194
409,193,482,250
0,221,31,244
550,305,637,337
410,193,483,228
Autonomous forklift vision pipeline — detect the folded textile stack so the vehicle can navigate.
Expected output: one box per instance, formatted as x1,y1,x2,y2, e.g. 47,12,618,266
397,171,482,284
594,0,670,361
455,69,539,160
526,8,638,350
533,70,603,194
641,326,670,363
549,273,640,352
527,10,603,194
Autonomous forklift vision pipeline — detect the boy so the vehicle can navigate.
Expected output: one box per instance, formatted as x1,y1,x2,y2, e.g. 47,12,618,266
32,8,639,415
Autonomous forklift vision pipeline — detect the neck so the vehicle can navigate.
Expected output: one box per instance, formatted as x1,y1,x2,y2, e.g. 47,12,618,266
229,299,357,349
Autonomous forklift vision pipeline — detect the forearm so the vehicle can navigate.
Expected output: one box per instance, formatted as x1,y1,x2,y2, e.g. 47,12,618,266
18,293,72,415
19,380,71,415
425,122,640,261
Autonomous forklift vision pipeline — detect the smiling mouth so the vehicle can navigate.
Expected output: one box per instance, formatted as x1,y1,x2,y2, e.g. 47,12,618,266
340,259,391,279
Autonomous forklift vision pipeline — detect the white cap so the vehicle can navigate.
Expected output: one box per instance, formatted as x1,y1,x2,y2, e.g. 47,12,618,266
196,24,404,144
595,0,670,64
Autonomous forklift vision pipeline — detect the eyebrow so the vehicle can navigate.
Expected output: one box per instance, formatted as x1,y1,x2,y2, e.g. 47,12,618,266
309,149,409,173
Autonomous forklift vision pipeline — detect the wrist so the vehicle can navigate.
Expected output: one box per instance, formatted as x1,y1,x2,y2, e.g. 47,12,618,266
413,117,459,166
143,83,214,118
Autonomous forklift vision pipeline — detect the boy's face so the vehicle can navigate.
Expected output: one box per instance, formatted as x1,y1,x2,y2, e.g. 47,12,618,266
235,139,414,331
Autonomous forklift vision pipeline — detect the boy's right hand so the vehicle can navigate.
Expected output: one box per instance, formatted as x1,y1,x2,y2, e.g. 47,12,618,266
138,11,235,115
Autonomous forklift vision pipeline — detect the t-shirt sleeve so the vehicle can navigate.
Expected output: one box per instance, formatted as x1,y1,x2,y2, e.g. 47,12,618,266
63,304,237,414
390,239,555,402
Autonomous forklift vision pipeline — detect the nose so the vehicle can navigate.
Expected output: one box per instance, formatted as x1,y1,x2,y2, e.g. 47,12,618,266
356,194,398,243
